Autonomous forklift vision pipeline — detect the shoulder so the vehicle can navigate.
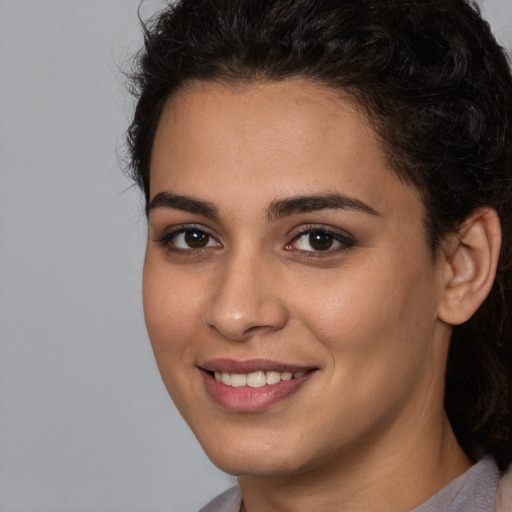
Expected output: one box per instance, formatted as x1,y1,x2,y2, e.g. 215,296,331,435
496,465,512,512
197,465,512,512
198,486,242,512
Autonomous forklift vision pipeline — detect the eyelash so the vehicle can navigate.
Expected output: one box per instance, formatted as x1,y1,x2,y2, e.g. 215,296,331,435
286,225,356,257
153,225,221,255
153,224,356,257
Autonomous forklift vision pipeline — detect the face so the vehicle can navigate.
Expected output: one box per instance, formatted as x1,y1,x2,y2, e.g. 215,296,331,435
143,80,452,477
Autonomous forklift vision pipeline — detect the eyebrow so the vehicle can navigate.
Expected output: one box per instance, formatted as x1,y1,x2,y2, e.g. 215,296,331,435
266,193,380,220
147,191,380,220
147,192,219,218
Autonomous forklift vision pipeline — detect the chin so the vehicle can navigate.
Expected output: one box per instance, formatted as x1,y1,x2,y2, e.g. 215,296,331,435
208,451,302,478
195,429,307,477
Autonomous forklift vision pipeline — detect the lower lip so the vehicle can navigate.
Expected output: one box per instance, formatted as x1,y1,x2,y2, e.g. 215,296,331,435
201,370,315,412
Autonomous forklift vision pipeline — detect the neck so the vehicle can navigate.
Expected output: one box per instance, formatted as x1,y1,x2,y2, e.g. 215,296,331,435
238,414,471,512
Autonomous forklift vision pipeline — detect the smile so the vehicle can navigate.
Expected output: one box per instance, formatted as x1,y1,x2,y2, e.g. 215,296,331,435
200,361,317,412
214,370,306,388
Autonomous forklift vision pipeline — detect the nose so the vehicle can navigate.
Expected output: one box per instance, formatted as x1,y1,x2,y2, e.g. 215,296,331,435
204,251,289,341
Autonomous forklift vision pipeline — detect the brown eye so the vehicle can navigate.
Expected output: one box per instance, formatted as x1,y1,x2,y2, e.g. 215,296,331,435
308,232,334,251
287,227,355,254
165,228,221,251
184,230,210,248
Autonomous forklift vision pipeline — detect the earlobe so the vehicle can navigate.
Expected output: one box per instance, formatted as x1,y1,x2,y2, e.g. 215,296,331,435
438,207,501,326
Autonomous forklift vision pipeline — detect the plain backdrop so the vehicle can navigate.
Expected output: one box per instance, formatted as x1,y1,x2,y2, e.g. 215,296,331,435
0,1,510,511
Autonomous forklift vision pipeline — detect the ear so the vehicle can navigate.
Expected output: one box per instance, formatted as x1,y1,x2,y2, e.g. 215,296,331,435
438,207,501,325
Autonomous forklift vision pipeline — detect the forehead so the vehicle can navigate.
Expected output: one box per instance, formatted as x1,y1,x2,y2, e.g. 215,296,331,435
150,79,423,224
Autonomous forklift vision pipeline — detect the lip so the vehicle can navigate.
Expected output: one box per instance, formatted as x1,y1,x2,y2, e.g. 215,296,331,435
200,359,317,412
201,358,313,374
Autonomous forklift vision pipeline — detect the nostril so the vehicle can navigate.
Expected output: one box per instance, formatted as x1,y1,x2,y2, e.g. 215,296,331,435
242,325,269,336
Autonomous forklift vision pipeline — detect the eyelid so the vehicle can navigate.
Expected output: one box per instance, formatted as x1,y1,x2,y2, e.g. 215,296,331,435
285,224,356,252
151,222,356,256
152,224,222,252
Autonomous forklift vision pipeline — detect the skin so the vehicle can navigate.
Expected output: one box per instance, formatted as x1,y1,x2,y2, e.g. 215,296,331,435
143,80,472,511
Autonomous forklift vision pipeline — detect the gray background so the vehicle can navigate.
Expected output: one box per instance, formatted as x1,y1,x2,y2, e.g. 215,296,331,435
0,1,510,511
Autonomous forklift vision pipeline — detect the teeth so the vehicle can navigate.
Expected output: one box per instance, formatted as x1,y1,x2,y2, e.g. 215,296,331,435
230,374,247,387
247,371,266,388
213,369,308,388
265,371,281,385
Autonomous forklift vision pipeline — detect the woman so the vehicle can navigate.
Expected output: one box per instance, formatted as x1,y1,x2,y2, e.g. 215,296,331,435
127,0,512,510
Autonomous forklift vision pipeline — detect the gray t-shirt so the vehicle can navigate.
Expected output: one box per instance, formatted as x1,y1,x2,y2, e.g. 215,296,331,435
412,457,498,512
199,457,499,512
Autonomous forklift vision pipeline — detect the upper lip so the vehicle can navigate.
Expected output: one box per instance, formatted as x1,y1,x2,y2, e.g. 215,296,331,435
200,358,316,374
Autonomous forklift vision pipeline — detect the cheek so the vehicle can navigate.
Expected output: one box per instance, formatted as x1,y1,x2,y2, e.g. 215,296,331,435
142,259,209,418
293,265,440,436
142,257,203,359
296,252,438,370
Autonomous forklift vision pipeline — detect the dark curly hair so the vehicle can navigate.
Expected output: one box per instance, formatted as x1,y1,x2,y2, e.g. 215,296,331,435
126,0,512,470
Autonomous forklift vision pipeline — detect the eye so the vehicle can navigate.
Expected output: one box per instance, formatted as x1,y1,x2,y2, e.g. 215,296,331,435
155,226,221,252
294,231,339,251
286,227,355,253
173,229,218,249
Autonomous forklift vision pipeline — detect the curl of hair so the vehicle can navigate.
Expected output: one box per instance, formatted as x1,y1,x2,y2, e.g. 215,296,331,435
127,0,512,470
